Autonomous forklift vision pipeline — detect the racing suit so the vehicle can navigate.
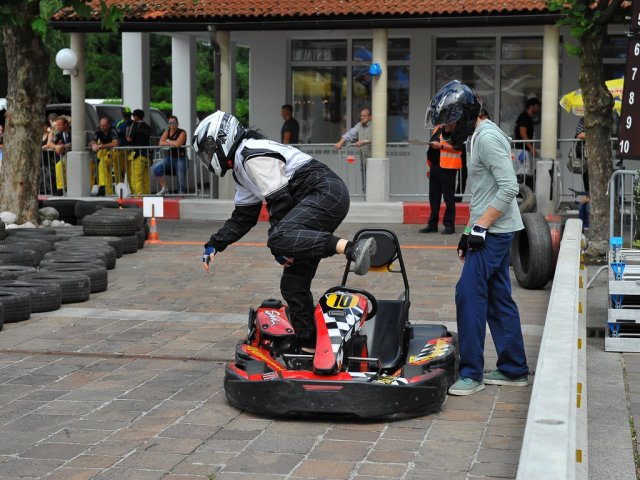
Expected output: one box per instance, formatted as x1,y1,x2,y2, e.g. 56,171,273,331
205,138,351,347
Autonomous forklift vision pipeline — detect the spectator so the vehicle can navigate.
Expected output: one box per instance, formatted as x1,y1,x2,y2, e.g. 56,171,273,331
112,107,132,184
513,97,540,189
47,116,72,196
89,116,119,197
419,123,465,235
195,111,377,353
426,80,528,396
126,109,151,195
280,104,300,144
334,108,372,192
153,115,188,196
41,120,56,194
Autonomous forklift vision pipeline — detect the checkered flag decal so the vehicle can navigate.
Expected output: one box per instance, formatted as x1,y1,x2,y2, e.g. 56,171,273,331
323,305,363,370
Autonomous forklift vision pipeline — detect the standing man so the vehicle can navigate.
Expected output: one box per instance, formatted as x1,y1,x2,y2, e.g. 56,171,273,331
513,97,541,189
89,117,119,196
126,109,151,195
47,116,72,196
419,123,464,235
280,104,300,145
334,108,372,192
426,80,529,396
112,107,133,187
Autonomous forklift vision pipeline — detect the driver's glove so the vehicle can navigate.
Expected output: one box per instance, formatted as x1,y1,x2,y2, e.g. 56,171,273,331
468,224,487,251
202,246,216,273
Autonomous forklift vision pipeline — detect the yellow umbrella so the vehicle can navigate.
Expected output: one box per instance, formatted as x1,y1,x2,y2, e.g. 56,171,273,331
559,78,624,116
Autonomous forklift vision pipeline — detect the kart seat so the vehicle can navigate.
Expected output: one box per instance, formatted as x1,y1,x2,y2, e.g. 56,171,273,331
360,298,409,369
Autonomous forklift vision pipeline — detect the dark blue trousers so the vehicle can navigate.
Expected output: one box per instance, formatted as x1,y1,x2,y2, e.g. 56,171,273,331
455,232,529,381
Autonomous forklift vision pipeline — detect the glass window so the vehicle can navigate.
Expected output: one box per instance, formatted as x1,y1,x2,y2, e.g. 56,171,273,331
291,40,347,62
502,37,543,60
292,66,347,143
602,35,628,59
353,38,410,62
499,64,542,138
436,38,496,61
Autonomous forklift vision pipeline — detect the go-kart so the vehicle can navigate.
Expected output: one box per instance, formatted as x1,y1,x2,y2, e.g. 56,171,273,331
224,228,459,418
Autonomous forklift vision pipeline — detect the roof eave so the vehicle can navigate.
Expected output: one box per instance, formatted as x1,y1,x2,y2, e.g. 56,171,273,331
50,12,562,34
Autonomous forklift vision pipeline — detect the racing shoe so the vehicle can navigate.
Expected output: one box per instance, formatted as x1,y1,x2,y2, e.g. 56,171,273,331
346,237,377,276
448,377,485,396
483,369,529,387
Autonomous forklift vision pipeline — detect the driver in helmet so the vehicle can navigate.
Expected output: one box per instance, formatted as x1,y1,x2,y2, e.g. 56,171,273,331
426,81,529,396
195,111,376,353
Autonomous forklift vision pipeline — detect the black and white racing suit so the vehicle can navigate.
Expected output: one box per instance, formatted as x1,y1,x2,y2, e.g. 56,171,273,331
205,138,350,347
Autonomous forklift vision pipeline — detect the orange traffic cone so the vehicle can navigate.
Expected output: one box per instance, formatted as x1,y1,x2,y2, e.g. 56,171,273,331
147,216,160,244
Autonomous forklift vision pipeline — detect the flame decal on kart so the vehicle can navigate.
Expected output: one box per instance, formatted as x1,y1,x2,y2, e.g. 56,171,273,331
243,345,285,372
409,338,455,365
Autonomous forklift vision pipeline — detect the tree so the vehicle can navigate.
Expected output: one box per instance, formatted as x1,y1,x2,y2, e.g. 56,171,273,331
0,0,120,224
547,0,629,256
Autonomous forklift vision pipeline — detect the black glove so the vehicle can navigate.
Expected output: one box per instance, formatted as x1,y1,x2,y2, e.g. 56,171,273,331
457,234,469,259
468,224,487,250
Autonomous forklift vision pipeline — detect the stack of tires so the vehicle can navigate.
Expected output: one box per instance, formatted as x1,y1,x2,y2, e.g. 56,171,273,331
0,203,149,330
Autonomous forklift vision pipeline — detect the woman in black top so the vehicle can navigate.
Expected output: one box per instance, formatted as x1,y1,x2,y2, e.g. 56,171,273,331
153,115,187,195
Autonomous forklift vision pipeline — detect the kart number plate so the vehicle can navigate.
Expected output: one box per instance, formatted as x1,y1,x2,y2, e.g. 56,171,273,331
325,293,358,309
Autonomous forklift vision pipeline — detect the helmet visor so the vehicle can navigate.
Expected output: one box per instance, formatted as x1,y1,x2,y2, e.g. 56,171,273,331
196,149,215,173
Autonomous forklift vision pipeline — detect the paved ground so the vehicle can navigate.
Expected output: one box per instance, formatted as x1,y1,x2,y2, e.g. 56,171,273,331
0,219,631,479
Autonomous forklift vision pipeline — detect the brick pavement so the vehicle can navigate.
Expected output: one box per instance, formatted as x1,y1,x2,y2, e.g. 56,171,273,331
0,220,550,479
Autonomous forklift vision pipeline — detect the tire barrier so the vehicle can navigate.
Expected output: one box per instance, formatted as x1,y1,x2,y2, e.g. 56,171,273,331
0,266,37,280
0,289,31,323
545,214,563,279
511,212,553,290
0,280,61,313
82,211,141,237
0,221,5,241
0,248,39,267
38,264,108,294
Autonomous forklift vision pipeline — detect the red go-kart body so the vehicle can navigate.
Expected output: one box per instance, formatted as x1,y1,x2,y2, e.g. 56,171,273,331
224,229,458,419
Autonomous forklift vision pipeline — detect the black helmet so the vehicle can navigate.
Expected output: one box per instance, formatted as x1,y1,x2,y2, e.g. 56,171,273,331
426,80,481,150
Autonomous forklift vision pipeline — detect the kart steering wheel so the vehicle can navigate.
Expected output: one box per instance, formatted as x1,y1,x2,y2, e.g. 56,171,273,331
323,286,378,319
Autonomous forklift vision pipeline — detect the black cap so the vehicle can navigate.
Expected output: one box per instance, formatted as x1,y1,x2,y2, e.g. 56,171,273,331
132,109,145,119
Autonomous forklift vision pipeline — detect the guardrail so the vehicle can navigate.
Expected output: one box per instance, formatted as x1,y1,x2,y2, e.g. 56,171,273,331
609,169,637,248
517,219,588,479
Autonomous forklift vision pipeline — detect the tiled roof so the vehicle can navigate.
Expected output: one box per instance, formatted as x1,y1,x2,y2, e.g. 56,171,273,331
56,0,549,21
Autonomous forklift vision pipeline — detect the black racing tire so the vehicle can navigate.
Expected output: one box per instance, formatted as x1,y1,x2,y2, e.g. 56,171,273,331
53,226,85,238
19,272,91,304
0,221,5,240
82,212,141,237
517,184,536,214
0,265,38,280
0,289,31,322
39,257,107,270
511,212,553,290
38,264,108,294
42,199,78,218
73,201,99,222
119,234,139,254
3,237,53,255
0,242,48,263
45,248,115,270
63,236,124,258
0,280,61,313
143,222,150,240
135,229,145,249
0,248,39,267
5,230,61,245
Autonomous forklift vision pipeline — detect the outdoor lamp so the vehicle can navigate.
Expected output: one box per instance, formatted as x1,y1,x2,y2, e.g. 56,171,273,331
55,48,78,76
369,63,382,76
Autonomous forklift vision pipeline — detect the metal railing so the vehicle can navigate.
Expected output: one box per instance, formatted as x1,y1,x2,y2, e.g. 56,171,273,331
40,138,624,204
609,169,637,248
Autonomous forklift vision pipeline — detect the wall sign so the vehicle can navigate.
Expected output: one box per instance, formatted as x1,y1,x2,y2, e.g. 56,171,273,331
618,0,640,159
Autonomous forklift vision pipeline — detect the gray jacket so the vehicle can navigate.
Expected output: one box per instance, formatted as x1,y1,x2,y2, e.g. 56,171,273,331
466,120,524,233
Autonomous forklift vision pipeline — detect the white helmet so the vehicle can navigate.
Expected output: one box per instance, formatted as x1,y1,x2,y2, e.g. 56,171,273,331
193,111,246,177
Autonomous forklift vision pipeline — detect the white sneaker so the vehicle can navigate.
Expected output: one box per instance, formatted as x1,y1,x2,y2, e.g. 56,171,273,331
156,188,167,196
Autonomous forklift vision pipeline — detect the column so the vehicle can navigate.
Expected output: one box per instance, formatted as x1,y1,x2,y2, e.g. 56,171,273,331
368,28,390,202
67,32,91,197
538,25,560,215
122,32,151,116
